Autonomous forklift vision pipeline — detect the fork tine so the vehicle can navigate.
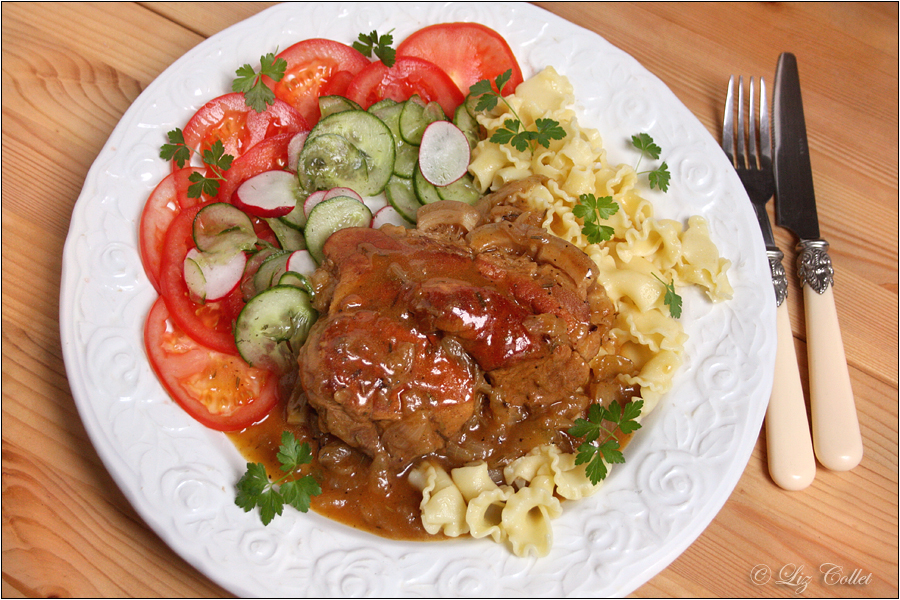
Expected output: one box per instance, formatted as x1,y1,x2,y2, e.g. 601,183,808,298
759,77,772,165
749,77,759,168
736,76,747,168
723,75,736,164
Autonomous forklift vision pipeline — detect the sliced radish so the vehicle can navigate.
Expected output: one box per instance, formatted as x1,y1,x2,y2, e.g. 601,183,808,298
323,187,363,202
372,205,413,229
233,170,300,218
303,189,328,217
286,249,318,277
183,248,246,303
418,121,470,187
287,131,309,172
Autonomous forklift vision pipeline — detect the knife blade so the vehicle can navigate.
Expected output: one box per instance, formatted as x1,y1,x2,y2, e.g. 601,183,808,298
773,52,863,471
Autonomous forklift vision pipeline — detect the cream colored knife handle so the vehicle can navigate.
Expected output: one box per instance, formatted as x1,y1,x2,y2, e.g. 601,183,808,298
798,240,863,471
766,301,816,490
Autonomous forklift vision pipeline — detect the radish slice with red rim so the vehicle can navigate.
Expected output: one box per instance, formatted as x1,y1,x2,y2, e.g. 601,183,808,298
286,249,318,277
418,121,470,187
323,187,363,202
287,131,308,172
303,189,328,217
183,248,247,303
233,170,300,218
372,205,413,229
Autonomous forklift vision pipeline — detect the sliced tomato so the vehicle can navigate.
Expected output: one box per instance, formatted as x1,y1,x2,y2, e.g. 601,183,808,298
158,205,244,355
344,56,465,116
396,23,523,97
145,296,278,431
179,92,308,171
214,132,295,204
266,39,370,126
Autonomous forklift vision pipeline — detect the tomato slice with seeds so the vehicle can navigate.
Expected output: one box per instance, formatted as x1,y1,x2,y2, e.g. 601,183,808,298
145,296,278,431
396,22,524,96
345,56,465,117
179,92,308,172
139,167,205,292
266,39,370,126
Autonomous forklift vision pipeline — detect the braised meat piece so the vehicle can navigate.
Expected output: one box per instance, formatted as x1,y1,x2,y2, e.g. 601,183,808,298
298,183,618,468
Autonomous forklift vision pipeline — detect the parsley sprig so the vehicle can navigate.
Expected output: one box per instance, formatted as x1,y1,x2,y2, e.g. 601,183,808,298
469,70,566,153
232,52,288,112
652,273,683,318
235,432,321,525
573,193,619,244
353,30,396,67
631,133,671,192
568,400,643,485
159,128,234,198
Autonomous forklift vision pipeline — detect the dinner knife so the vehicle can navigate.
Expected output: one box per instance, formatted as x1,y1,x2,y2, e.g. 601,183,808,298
773,52,863,471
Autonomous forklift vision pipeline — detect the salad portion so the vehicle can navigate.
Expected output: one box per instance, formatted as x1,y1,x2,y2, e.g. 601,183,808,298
138,21,730,557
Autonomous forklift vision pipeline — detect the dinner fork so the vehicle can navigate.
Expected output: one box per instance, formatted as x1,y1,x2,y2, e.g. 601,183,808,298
723,75,815,491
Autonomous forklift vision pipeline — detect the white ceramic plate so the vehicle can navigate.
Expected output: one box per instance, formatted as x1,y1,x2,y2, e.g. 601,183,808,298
60,3,775,597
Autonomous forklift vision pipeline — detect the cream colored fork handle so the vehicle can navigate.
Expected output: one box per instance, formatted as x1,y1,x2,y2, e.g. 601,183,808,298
766,302,816,490
804,284,864,470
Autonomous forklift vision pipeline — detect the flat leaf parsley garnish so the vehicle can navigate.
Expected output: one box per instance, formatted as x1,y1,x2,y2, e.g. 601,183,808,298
469,69,566,154
652,273,683,318
232,52,288,112
235,431,322,525
568,399,643,485
159,129,234,198
353,29,396,67
631,133,671,192
573,193,619,244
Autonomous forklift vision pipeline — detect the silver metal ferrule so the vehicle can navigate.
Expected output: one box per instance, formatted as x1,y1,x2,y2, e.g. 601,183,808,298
767,248,788,306
796,239,834,294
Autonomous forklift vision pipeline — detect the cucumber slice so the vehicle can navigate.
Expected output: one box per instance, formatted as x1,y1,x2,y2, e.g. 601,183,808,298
454,103,481,150
400,98,447,145
436,172,481,205
413,162,443,205
192,202,257,254
252,250,291,293
318,95,362,118
183,247,246,303
277,271,316,300
235,285,317,372
240,246,282,301
384,176,419,224
367,98,398,113
304,110,395,196
304,195,373,263
370,101,417,179
297,133,369,193
265,217,306,252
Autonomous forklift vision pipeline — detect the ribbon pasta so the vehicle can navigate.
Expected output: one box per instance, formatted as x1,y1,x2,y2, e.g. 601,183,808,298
411,66,732,557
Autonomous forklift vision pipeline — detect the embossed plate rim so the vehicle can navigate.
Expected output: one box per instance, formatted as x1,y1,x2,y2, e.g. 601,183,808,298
60,2,775,597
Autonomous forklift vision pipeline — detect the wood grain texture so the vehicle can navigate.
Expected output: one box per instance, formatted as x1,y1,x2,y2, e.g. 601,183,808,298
2,2,896,597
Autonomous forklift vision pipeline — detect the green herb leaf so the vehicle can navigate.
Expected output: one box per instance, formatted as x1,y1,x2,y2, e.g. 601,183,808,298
631,133,671,192
234,432,321,524
353,30,396,67
568,399,643,485
653,273,683,318
648,161,671,192
160,129,192,168
533,118,567,148
574,194,619,244
469,70,565,155
631,132,662,160
233,52,288,112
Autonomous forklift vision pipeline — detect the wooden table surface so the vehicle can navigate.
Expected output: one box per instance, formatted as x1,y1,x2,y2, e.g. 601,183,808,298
3,2,897,597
